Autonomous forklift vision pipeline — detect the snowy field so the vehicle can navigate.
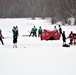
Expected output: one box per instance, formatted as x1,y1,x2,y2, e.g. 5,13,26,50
0,18,76,75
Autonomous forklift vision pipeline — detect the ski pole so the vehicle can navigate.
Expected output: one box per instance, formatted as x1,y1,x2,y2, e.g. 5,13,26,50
18,40,26,48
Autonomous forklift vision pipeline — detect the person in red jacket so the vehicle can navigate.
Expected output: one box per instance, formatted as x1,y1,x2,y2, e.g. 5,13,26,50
0,32,4,45
67,31,74,45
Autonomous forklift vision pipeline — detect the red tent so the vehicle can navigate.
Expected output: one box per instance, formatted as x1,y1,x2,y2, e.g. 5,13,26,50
41,29,60,40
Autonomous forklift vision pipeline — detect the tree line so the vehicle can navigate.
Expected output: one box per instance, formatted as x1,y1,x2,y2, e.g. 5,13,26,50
0,0,76,25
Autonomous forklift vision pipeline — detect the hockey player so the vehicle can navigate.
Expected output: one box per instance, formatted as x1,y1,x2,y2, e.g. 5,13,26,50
38,26,42,37
29,27,33,37
12,26,18,48
62,31,66,45
67,31,73,45
0,29,4,45
32,26,37,37
62,31,70,47
58,25,62,36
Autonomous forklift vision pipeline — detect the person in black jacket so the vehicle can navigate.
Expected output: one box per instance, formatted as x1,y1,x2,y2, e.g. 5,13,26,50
62,31,66,46
62,31,70,47
12,26,18,48
58,25,62,37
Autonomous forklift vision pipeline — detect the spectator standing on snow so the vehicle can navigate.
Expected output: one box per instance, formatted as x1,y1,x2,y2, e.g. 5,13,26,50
12,26,18,48
58,25,62,36
62,31,67,46
67,31,74,45
54,26,57,30
32,26,37,37
38,26,42,37
0,29,4,45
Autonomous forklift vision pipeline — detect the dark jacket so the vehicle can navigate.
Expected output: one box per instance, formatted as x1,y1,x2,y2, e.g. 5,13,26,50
62,32,66,42
59,27,62,34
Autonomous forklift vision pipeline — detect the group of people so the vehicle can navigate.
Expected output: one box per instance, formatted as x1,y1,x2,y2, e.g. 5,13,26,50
62,31,76,47
67,31,76,45
54,25,76,47
54,25,67,47
54,25,62,36
0,26,19,48
29,26,42,37
0,24,76,48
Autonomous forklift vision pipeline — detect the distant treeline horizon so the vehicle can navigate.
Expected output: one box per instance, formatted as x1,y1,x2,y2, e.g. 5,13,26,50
0,0,76,21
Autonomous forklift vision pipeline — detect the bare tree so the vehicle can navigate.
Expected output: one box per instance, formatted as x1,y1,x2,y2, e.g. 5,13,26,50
0,0,76,20
25,0,39,19
64,0,76,25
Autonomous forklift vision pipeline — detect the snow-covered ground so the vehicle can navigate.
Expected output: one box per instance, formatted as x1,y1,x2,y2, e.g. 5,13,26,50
0,18,76,75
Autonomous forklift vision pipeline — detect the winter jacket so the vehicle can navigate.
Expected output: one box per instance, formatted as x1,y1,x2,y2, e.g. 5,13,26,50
67,33,73,39
12,28,18,36
32,27,37,33
38,28,42,34
59,27,62,34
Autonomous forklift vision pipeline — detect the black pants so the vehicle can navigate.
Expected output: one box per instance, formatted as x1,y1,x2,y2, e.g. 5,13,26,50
13,35,17,44
0,38,4,45
38,33,41,37
33,32,37,37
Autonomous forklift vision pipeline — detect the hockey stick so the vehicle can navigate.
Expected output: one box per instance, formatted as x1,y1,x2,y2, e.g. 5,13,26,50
4,36,9,39
4,36,12,39
18,40,26,48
